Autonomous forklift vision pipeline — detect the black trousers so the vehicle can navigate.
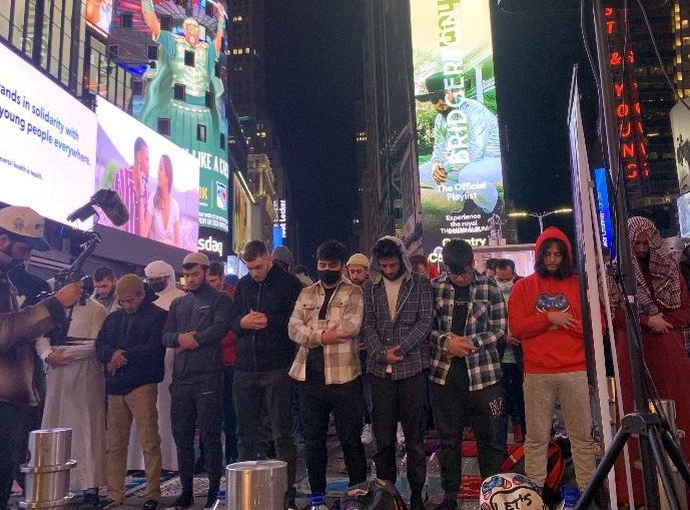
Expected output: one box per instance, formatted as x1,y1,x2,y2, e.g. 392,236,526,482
171,376,224,497
233,369,297,489
298,378,367,494
0,402,23,510
496,362,526,450
370,372,427,494
222,366,238,463
430,359,505,498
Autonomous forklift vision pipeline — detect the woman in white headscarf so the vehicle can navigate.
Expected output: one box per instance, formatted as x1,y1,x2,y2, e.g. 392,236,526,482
128,260,185,473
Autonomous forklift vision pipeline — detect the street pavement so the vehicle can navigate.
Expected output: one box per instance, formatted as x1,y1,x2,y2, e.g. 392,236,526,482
9,429,485,510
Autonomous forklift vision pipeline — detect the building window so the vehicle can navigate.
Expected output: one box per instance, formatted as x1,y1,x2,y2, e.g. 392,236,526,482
158,118,171,136
147,44,158,60
197,124,207,142
174,83,185,100
184,50,195,67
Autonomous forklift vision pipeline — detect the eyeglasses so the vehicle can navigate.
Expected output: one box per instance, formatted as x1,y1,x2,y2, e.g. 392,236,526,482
450,267,474,277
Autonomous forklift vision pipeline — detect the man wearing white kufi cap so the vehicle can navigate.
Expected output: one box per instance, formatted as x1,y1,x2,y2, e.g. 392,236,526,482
128,260,185,472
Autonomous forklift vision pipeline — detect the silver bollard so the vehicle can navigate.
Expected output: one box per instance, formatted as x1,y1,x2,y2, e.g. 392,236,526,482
19,428,77,509
226,460,288,510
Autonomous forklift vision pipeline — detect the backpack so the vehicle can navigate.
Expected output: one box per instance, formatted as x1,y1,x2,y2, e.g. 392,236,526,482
501,439,567,506
339,479,408,510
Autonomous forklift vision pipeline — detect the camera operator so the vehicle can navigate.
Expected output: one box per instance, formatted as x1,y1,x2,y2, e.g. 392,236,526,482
0,206,83,510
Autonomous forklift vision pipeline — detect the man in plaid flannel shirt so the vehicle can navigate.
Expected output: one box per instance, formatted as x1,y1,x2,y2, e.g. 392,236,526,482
362,236,433,510
429,239,506,510
288,240,367,501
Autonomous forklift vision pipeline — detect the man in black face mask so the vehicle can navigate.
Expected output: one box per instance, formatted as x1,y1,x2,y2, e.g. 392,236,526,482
287,240,367,502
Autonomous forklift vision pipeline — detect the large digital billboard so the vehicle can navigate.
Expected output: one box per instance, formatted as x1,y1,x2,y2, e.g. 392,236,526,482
0,42,97,228
110,0,230,233
671,101,690,195
85,0,116,37
411,0,504,252
96,97,200,251
232,173,251,255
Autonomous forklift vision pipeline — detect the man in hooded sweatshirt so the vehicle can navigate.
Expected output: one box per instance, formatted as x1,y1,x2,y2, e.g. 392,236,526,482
362,236,433,510
508,227,595,493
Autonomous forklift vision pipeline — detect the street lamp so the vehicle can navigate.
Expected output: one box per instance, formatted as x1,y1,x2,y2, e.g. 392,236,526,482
507,207,573,233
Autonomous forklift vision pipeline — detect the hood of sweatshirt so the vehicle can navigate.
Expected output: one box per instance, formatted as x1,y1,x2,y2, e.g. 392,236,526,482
369,235,412,284
534,226,573,260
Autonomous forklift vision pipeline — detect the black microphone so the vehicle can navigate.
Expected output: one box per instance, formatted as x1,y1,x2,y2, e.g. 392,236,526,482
66,189,130,226
93,189,130,226
66,202,97,223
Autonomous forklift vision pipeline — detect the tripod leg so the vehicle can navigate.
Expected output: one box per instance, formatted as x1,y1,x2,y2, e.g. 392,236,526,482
659,427,690,487
648,428,682,510
576,428,630,510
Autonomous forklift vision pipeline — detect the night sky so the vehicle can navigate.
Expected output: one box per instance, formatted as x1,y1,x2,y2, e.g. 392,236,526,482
264,2,599,263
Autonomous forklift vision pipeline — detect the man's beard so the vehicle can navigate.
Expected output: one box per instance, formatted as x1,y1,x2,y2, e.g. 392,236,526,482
383,267,405,281
0,245,24,270
636,252,651,265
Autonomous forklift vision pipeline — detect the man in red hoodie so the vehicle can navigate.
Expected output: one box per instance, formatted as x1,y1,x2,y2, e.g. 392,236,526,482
508,227,595,492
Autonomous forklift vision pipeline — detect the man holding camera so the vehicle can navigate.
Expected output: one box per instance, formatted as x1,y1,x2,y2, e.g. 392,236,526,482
0,206,83,510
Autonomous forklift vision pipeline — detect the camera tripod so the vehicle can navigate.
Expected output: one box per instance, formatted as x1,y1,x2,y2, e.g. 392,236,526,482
575,0,690,508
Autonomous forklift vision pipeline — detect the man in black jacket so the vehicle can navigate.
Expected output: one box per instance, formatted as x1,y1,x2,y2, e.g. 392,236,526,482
230,240,303,509
162,253,232,510
95,274,167,510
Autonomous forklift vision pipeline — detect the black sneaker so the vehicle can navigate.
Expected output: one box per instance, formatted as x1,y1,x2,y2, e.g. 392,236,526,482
97,498,123,510
167,494,193,510
82,493,100,508
409,492,426,510
432,499,458,510
142,500,158,510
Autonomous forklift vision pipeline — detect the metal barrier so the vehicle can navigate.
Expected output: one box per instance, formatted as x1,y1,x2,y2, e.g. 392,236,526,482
226,460,288,510
19,428,76,509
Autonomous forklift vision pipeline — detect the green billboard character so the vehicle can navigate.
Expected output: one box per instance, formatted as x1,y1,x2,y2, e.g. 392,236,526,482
138,0,227,155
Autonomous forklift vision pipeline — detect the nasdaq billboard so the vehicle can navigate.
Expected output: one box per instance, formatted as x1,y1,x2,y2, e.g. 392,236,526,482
411,0,504,252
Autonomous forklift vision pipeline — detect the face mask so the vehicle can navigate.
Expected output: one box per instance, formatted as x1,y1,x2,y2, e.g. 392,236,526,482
496,280,514,293
318,270,341,286
150,281,167,293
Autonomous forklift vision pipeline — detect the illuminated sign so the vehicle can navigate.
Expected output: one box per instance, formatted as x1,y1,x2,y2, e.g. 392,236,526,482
411,0,505,254
0,42,97,229
594,167,615,258
198,235,224,258
273,199,287,241
604,7,649,183
198,226,228,260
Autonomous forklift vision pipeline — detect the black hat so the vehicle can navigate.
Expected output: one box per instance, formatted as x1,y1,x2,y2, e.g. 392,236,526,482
415,71,461,102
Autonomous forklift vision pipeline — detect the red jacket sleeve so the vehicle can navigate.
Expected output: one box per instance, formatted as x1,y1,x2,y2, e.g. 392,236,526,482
508,279,551,340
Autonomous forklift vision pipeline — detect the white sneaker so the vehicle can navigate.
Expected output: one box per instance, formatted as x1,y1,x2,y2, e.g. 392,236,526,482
361,424,373,445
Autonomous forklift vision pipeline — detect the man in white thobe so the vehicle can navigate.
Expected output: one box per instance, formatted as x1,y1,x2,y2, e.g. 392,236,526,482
36,296,107,506
128,260,185,473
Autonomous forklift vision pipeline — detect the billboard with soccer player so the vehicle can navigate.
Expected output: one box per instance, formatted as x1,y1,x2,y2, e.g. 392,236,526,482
410,0,505,253
110,0,230,233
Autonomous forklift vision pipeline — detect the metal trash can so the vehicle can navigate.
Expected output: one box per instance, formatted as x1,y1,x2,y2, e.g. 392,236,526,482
19,428,77,509
226,460,288,510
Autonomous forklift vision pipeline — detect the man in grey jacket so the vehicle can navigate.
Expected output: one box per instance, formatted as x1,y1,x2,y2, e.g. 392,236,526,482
0,206,82,510
162,252,232,510
362,236,433,510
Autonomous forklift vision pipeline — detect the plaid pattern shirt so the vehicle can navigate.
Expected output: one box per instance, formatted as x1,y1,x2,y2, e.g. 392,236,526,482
429,272,506,390
362,272,433,380
288,280,364,384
